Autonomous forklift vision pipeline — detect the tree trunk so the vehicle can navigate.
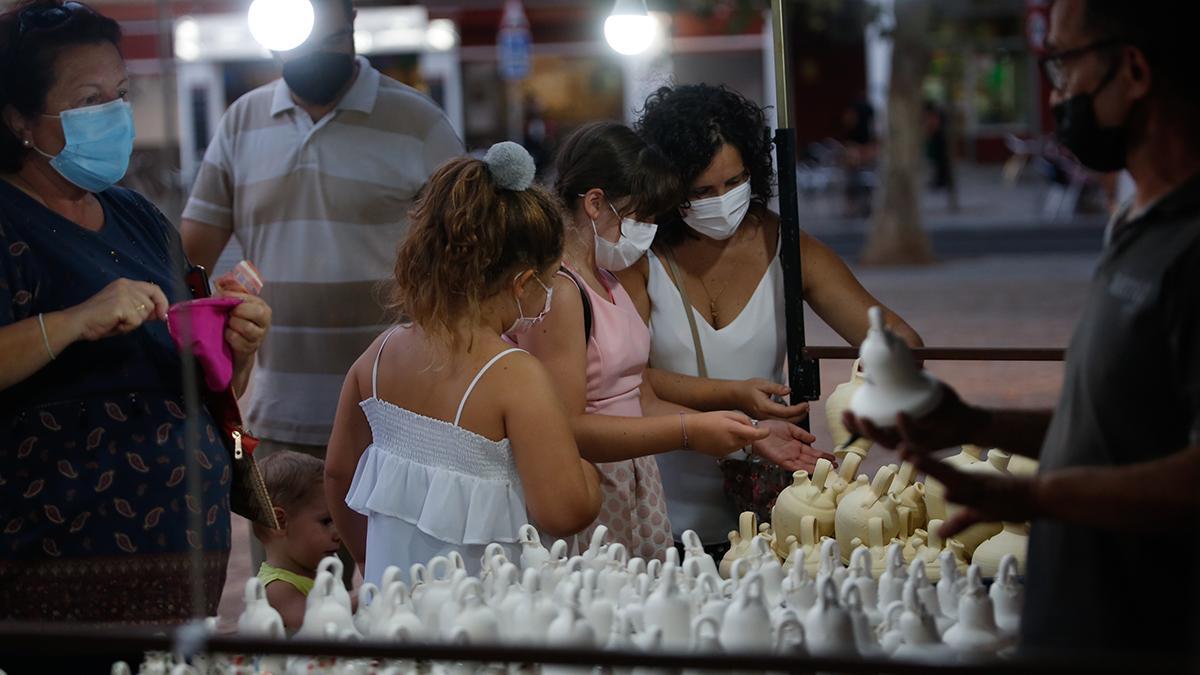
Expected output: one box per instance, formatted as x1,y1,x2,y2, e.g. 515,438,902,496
861,0,935,265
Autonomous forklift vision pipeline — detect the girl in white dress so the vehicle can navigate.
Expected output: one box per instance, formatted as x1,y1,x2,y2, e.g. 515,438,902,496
325,143,602,583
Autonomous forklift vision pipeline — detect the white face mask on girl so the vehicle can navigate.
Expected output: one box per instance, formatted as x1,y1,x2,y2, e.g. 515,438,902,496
506,274,554,336
593,202,657,271
682,180,752,240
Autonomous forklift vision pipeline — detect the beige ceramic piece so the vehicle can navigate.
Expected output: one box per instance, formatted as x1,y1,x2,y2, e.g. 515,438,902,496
825,453,864,504
1006,454,1039,478
772,459,837,554
945,451,1011,558
834,465,902,564
825,359,874,457
923,445,985,522
719,512,758,579
780,514,823,576
910,520,966,583
848,516,889,577
971,522,1029,578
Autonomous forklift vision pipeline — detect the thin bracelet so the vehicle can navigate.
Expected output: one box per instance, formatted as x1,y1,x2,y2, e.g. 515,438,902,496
38,313,56,361
678,412,689,450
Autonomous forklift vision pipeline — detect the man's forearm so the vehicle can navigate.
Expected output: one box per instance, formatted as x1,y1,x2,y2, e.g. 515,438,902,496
971,408,1055,459
1034,445,1200,531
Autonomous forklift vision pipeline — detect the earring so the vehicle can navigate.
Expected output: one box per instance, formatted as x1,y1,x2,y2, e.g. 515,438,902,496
22,139,31,147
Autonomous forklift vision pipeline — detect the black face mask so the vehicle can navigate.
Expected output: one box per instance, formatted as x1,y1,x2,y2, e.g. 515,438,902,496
282,51,355,106
1051,62,1128,172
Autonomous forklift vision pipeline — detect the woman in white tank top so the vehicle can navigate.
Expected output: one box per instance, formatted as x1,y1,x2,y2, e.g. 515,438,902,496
620,84,923,549
325,146,601,582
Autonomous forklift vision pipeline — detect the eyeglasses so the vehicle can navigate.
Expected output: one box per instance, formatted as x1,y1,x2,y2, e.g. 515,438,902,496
1038,37,1123,91
17,2,93,38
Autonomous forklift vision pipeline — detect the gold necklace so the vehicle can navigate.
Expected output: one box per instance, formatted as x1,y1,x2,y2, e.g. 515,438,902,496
697,273,731,326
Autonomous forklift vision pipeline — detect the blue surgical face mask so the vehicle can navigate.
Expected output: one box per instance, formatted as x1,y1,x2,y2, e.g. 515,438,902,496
33,99,135,192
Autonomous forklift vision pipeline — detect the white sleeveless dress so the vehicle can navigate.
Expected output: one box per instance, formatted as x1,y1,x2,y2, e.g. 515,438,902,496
647,235,787,545
346,328,530,585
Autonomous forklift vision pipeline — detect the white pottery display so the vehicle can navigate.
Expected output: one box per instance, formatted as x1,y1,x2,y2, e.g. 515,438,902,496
876,601,905,655
972,521,1029,578
375,580,424,640
840,584,879,656
642,562,691,647
893,581,952,662
298,571,359,639
518,525,550,572
450,578,500,643
923,445,984,522
990,555,1024,637
720,572,773,651
875,543,908,617
781,558,817,613
815,538,848,590
835,466,902,564
848,307,943,427
772,459,838,552
238,577,285,638
842,546,882,626
941,566,1004,654
680,530,720,580
803,577,858,657
825,359,875,458
314,557,352,613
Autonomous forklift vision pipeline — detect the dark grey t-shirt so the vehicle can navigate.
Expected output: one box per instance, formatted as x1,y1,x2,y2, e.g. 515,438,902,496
1022,175,1200,656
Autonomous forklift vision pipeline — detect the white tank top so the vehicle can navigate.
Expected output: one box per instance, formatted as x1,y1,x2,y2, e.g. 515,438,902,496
646,235,787,544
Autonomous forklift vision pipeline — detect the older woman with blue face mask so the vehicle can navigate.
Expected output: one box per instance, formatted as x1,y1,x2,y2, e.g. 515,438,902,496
0,1,271,624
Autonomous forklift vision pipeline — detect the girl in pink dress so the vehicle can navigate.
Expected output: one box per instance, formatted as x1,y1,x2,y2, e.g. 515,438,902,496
518,123,821,560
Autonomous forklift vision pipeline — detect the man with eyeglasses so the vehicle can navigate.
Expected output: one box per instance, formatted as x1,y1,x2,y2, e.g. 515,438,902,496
845,0,1200,659
180,0,463,582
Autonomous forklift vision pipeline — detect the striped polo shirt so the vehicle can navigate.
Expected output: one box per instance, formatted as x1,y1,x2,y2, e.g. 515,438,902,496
182,57,464,445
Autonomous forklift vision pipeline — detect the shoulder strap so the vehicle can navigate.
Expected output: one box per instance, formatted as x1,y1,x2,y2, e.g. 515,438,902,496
371,327,402,398
659,247,708,378
557,267,592,344
454,348,525,427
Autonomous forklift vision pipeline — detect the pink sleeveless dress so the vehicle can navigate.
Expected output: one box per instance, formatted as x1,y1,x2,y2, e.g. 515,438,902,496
572,268,673,561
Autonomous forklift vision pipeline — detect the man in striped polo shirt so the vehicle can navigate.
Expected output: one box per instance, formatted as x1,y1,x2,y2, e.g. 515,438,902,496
180,0,463,568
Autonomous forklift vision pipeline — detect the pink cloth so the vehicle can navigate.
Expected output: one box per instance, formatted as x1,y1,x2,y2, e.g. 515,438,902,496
167,297,242,392
572,269,673,561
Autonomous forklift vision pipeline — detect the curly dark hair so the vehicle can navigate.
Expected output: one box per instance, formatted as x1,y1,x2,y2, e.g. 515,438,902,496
634,84,775,243
0,1,123,173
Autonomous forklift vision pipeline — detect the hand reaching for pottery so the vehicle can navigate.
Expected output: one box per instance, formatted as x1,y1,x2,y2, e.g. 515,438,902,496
752,419,837,473
912,453,1039,538
729,378,811,423
686,411,770,457
842,382,988,455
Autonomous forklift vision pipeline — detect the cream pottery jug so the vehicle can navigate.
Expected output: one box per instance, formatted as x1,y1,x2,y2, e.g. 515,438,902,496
719,512,758,578
936,550,967,621
825,452,864,503
314,556,352,613
512,568,558,644
944,450,1010,557
839,584,879,656
680,530,720,580
923,445,984,521
451,578,500,644
299,572,358,639
815,538,847,590
848,516,889,577
643,562,691,647
238,577,285,638
875,543,907,616
911,520,966,583
772,460,837,556
375,580,424,641
848,307,943,427
890,463,927,534
835,465,902,563
842,546,881,626
826,359,875,457
972,522,1029,578
1006,454,1039,477
781,559,817,612
942,566,1004,654
518,524,551,570
989,555,1024,637
803,577,858,657
719,572,773,651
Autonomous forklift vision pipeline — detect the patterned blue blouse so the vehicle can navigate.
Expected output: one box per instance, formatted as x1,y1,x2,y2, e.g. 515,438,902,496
0,180,230,624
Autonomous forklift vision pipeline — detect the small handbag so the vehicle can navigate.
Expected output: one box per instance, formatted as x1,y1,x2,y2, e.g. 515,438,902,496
659,247,792,524
184,266,279,530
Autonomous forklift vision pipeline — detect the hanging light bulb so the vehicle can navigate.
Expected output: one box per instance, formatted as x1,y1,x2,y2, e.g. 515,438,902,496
605,0,658,56
248,0,315,52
